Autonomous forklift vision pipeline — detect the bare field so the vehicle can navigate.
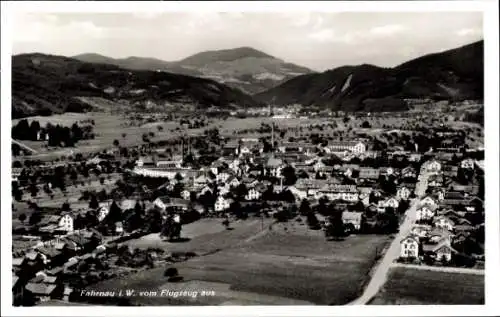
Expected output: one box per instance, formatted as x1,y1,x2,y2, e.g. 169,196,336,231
91,218,390,305
369,267,484,305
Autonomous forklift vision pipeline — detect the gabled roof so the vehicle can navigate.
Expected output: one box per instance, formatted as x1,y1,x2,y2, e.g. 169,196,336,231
401,235,419,243
25,282,57,295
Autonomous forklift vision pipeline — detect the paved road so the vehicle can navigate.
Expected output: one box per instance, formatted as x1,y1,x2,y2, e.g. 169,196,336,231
391,262,485,275
347,172,429,305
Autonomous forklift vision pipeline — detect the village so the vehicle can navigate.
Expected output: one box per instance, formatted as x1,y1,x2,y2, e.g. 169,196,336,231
10,108,485,306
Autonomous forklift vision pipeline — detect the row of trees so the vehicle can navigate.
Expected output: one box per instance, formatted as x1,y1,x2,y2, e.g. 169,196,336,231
12,119,95,147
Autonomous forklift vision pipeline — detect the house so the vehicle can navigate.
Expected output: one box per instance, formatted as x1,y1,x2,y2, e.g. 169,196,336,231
422,238,456,262
286,186,307,201
181,190,191,201
415,204,437,221
411,224,432,238
460,158,475,170
442,165,459,178
421,159,442,174
427,228,454,243
226,176,241,188
397,186,412,201
377,197,400,212
216,172,232,183
315,184,359,202
342,211,363,231
400,235,420,259
427,174,443,187
380,167,396,176
420,195,438,208
194,174,209,188
97,205,109,222
245,188,262,201
214,196,231,212
433,216,455,231
115,222,124,234
25,282,62,302
401,166,417,179
358,168,380,180
153,196,169,211
266,156,283,177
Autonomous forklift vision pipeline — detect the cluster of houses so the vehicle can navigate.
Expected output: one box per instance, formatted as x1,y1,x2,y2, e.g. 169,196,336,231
400,158,484,265
130,138,427,234
12,229,106,305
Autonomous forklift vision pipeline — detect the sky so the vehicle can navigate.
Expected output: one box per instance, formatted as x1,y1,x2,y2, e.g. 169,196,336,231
12,12,483,71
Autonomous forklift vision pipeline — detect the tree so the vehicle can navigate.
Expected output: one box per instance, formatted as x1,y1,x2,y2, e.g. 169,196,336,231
18,213,27,224
282,165,297,186
134,201,144,216
299,199,311,216
361,121,371,128
29,184,39,198
113,139,120,147
62,201,71,211
89,194,99,209
13,187,23,201
29,211,42,225
106,201,122,224
306,211,320,230
325,212,345,240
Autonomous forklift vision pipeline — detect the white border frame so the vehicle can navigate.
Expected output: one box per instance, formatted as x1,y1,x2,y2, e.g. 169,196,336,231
1,1,499,316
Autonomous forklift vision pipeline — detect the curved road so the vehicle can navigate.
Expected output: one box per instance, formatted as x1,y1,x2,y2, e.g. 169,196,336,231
347,172,429,305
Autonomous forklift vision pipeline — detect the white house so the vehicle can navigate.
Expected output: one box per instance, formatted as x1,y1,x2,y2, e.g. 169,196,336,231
433,216,455,231
460,158,475,169
421,159,442,174
400,235,420,259
58,214,74,232
181,190,191,201
377,197,400,212
315,184,359,202
216,172,232,184
97,206,109,222
411,224,432,238
397,186,412,201
342,211,363,231
420,195,438,208
245,188,262,201
153,197,169,211
194,175,209,188
214,196,231,212
416,205,436,221
286,186,307,201
226,176,241,188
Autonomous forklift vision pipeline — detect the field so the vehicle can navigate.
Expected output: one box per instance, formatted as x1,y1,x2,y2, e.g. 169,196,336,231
89,218,391,305
369,267,485,305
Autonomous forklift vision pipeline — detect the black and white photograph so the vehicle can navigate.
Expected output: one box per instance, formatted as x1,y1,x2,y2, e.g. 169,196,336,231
1,1,499,316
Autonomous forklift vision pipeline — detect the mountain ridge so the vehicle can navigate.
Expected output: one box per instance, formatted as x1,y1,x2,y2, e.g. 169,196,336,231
11,53,262,118
72,47,314,94
255,40,484,111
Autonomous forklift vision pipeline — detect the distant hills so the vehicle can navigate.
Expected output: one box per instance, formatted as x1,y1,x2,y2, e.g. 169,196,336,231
11,53,262,118
12,41,483,118
255,40,484,112
73,47,314,94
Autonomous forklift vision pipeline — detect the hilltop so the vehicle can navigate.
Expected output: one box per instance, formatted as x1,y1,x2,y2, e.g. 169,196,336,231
74,47,314,94
255,40,484,111
12,53,262,118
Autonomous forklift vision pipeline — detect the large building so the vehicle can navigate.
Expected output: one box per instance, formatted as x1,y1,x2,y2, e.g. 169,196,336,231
326,141,366,155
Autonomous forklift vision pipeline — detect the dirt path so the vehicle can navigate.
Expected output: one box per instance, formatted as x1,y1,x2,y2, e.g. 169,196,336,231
347,172,429,305
391,262,485,275
12,139,39,154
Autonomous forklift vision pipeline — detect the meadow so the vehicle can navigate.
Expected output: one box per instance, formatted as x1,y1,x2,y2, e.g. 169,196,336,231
369,266,484,305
